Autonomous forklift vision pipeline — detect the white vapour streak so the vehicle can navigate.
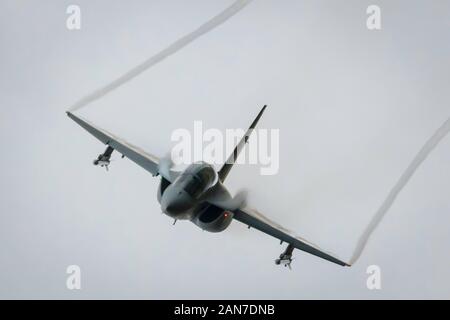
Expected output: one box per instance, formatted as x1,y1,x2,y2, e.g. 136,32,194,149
69,0,253,111
349,116,450,265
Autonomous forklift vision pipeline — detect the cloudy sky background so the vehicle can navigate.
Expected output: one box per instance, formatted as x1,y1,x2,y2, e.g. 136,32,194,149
0,0,449,299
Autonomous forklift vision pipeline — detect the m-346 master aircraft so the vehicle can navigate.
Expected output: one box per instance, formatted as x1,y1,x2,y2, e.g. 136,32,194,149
67,106,350,268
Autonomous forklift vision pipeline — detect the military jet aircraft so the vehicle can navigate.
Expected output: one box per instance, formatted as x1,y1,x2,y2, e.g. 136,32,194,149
67,106,350,268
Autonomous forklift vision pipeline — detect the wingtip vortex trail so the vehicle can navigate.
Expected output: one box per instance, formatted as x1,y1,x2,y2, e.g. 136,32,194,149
349,116,450,265
68,0,253,112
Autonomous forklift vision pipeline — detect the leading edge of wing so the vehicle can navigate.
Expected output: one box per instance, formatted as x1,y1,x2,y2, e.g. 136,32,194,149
218,105,267,183
67,111,161,177
233,207,351,267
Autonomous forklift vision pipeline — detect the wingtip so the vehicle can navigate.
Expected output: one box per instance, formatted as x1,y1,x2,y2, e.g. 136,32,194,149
257,105,267,117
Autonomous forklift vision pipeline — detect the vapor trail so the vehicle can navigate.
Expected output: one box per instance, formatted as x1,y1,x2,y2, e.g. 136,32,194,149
69,0,253,112
349,116,450,265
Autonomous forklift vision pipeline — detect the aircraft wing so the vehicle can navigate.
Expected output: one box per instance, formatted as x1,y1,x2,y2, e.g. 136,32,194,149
67,111,162,178
218,105,266,182
232,207,350,267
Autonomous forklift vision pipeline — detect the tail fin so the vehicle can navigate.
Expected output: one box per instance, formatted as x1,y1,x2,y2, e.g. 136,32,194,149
218,105,267,182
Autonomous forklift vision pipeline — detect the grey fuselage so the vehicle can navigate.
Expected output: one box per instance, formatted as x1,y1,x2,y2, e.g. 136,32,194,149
157,162,234,232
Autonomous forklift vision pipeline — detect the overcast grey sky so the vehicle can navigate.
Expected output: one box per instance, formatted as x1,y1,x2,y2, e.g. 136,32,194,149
0,0,449,299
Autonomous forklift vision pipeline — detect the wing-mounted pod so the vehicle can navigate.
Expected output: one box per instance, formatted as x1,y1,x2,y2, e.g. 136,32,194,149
93,146,114,171
275,244,295,269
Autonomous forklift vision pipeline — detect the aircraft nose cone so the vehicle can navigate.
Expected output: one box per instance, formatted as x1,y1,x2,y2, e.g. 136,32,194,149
161,188,193,216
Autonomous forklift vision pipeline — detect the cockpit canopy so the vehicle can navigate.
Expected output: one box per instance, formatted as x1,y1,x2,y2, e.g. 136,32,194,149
175,163,217,198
